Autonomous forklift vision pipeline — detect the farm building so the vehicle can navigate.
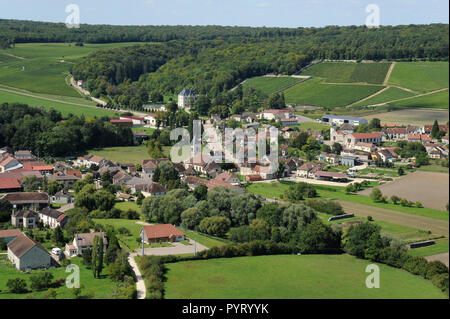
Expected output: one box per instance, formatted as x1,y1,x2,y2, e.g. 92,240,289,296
321,115,368,126
1,192,50,210
314,171,348,182
11,210,39,229
7,233,52,270
140,224,186,244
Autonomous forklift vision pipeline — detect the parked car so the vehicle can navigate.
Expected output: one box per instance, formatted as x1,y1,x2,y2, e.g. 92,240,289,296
52,247,62,255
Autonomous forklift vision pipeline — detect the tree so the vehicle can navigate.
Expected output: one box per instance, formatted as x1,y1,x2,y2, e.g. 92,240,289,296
181,207,203,230
345,183,355,194
332,142,343,155
147,139,165,158
193,184,208,201
7,278,27,293
198,216,231,237
153,161,179,187
52,226,65,245
431,120,440,139
21,175,41,192
194,95,211,115
397,166,404,176
370,188,383,202
390,195,401,205
46,180,64,196
368,118,381,130
284,182,317,202
29,272,54,291
299,219,341,253
344,222,383,258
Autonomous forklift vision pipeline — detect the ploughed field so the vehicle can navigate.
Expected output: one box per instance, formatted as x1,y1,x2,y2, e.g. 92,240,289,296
359,171,450,211
164,254,446,299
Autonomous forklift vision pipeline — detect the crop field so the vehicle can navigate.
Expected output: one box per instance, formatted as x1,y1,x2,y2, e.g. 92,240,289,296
294,122,330,131
0,256,117,299
247,181,449,221
0,88,117,117
0,43,145,97
387,89,449,109
354,86,417,106
359,171,449,211
364,108,449,126
242,76,302,96
283,78,383,107
164,254,446,299
387,62,449,93
302,62,391,84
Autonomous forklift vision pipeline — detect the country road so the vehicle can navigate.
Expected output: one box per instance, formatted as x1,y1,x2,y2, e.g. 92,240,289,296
338,201,449,237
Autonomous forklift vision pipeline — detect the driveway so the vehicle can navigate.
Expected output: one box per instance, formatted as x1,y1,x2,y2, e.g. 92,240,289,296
136,239,208,256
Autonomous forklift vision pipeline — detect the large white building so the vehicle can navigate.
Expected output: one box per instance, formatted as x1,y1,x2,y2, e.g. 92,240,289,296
178,88,198,109
321,115,368,126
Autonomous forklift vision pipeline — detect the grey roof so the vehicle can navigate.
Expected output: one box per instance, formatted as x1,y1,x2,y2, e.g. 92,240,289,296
322,114,368,123
179,87,196,96
8,234,49,258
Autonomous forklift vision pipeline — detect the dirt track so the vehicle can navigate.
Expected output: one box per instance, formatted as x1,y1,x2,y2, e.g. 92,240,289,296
338,201,449,237
425,253,449,267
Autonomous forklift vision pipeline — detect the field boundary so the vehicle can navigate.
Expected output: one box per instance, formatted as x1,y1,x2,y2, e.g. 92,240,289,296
367,87,448,107
383,61,396,85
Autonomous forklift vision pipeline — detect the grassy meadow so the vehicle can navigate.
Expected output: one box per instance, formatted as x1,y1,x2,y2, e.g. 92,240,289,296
164,254,446,299
0,256,117,299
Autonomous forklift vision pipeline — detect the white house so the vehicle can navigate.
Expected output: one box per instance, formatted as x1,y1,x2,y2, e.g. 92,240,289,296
66,232,108,257
178,88,198,109
38,207,68,229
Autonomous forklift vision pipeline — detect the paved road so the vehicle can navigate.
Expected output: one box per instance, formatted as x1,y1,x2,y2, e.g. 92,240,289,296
128,253,146,299
338,201,449,237
137,239,208,256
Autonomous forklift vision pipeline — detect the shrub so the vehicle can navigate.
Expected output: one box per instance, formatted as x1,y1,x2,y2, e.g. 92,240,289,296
7,278,28,293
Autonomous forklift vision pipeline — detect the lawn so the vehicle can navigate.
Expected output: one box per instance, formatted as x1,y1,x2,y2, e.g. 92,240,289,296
354,86,417,106
132,126,156,135
407,238,449,257
283,78,384,107
164,254,446,299
0,256,118,299
417,163,449,174
87,145,152,165
0,88,117,117
387,62,449,93
114,201,140,212
92,218,146,251
242,76,302,96
387,89,449,110
179,227,231,248
302,62,391,84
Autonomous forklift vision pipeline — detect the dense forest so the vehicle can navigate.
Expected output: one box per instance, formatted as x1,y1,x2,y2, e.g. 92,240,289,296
1,20,449,112
0,103,133,157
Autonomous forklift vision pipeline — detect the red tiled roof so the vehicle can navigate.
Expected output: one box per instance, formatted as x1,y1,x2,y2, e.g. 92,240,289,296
263,109,293,114
352,132,383,140
0,178,22,190
110,119,133,123
32,165,54,171
142,224,184,240
386,128,407,134
0,228,22,238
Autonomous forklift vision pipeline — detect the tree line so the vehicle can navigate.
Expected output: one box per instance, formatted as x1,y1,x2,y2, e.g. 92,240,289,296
0,103,133,157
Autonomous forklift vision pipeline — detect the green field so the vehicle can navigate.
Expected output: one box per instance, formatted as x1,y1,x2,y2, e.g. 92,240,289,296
388,62,449,93
179,227,231,248
164,254,446,299
0,256,117,299
0,87,117,117
283,78,383,107
0,43,147,97
114,201,141,212
387,89,449,109
87,145,152,164
242,76,302,96
93,218,146,251
354,86,417,106
302,62,391,84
